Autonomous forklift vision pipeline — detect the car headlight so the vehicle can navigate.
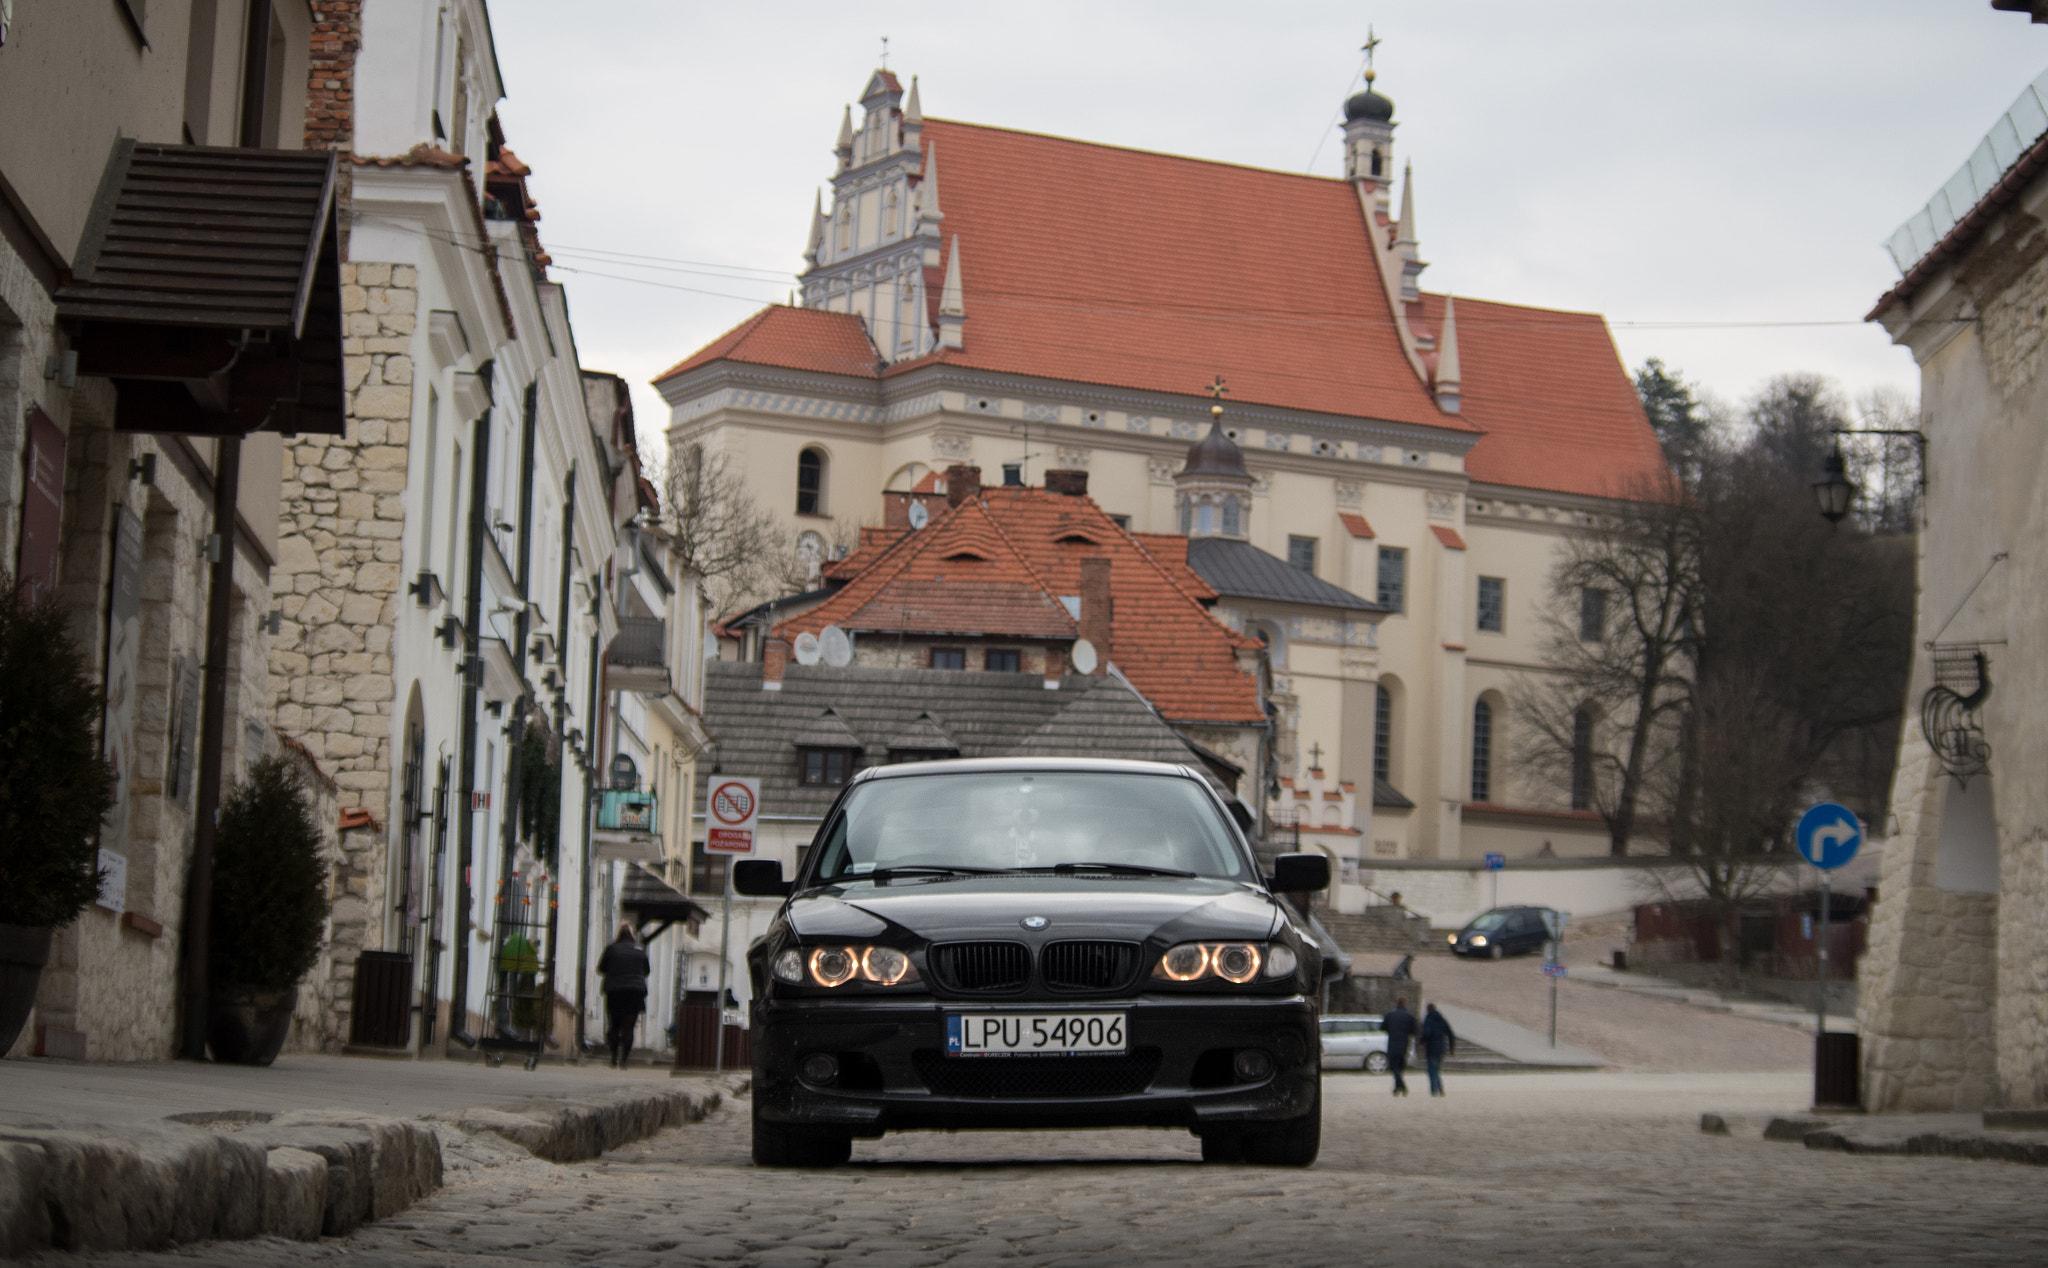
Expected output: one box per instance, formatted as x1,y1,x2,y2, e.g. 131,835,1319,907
794,945,921,988
1469,935,1488,947
1152,942,1277,985
1447,932,1458,944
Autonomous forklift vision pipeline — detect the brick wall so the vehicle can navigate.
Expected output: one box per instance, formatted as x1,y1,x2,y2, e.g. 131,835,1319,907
302,1,362,154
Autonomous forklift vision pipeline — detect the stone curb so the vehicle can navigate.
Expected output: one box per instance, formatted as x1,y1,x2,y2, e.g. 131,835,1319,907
0,1085,722,1257
1801,1125,2048,1165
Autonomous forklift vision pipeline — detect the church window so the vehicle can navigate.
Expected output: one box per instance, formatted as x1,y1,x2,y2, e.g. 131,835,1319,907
1197,502,1216,534
1373,685,1392,785
1377,546,1406,611
1570,709,1595,810
1222,496,1241,536
1370,147,1383,178
797,448,827,516
837,206,851,251
1477,577,1505,632
1288,536,1318,574
1179,498,1192,534
1471,699,1493,802
1579,587,1606,642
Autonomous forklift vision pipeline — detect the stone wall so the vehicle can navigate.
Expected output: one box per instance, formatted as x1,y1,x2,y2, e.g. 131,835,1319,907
270,260,416,1047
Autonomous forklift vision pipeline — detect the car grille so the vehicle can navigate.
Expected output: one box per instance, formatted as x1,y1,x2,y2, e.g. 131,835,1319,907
930,942,1030,993
1040,941,1141,992
912,1047,1162,1098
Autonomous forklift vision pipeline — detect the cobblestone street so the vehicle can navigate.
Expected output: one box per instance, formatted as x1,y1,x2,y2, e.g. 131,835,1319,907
74,1069,2048,1267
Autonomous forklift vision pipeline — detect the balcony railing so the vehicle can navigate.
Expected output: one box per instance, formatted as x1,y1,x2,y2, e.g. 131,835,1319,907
605,616,669,695
593,790,659,862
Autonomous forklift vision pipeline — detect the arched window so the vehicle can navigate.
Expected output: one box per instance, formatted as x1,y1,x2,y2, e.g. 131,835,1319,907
1196,501,1215,534
1370,148,1384,178
1570,709,1595,810
1179,497,1192,534
1374,684,1393,785
797,448,826,516
1471,699,1493,803
1222,495,1240,536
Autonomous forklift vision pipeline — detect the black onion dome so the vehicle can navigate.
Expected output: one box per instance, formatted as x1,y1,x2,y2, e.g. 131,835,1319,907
1181,422,1249,479
1344,88,1394,123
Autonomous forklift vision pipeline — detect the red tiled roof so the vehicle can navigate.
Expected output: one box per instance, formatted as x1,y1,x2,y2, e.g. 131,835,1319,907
1419,293,1669,500
654,306,879,382
779,489,1262,724
1339,513,1375,539
1430,525,1467,550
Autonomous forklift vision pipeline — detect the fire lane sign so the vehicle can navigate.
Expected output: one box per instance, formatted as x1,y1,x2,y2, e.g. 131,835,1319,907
706,777,761,854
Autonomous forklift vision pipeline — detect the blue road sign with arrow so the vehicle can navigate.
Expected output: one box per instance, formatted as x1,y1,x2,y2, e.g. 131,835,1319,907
1795,803,1863,870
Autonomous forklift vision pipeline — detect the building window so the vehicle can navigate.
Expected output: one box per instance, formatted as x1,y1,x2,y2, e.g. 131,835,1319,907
1222,496,1241,536
1109,514,1131,529
1377,546,1407,611
800,747,857,786
1374,684,1392,785
1579,587,1606,642
931,647,965,670
984,648,1020,673
1197,501,1215,534
1477,577,1504,633
1179,498,1192,534
1471,699,1493,803
1288,535,1318,574
690,840,729,896
797,447,826,516
1570,709,1595,810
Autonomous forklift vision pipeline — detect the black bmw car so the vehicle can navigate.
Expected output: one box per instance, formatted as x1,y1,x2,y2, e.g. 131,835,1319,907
736,757,1330,1168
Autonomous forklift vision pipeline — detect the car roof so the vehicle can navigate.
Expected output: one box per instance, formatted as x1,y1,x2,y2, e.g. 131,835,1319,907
851,756,1206,783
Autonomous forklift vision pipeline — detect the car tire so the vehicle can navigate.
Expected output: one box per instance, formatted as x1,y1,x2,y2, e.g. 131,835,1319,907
1364,1051,1390,1074
1489,943,1504,961
1199,1131,1247,1164
1244,1083,1321,1167
752,1104,853,1167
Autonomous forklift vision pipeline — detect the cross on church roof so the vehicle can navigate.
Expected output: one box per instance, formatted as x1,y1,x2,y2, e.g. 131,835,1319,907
1308,742,1324,769
1207,375,1229,401
880,36,890,69
1362,26,1382,83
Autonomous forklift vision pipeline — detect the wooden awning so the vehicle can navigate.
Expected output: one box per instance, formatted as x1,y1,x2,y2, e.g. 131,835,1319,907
55,141,346,436
620,862,710,940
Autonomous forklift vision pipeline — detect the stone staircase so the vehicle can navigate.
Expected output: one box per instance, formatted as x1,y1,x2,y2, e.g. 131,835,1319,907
1316,904,1438,958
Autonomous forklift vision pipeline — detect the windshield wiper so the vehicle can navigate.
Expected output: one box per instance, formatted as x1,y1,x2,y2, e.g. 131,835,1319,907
1026,862,1197,878
858,865,1012,882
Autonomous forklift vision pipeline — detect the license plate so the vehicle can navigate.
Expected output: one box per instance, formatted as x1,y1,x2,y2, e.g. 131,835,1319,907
945,1012,1127,1057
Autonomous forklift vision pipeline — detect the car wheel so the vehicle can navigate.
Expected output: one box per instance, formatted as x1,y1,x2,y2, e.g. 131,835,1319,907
1244,1082,1321,1167
752,1103,852,1167
1489,942,1505,961
1199,1131,1247,1164
1364,1051,1390,1074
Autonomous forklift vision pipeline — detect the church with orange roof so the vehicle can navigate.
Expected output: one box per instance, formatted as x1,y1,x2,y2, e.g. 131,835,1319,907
655,63,1668,883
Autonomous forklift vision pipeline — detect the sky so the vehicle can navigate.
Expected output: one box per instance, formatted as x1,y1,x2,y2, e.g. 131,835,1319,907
486,0,2047,440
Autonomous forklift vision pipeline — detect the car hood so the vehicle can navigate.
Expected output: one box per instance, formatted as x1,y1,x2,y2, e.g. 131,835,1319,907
788,876,1284,945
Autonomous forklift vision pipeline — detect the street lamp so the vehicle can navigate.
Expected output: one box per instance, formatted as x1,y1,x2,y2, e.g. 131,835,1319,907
1812,443,1855,524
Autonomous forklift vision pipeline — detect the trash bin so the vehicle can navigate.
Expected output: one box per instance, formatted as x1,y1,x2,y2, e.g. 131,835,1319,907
1814,1032,1860,1108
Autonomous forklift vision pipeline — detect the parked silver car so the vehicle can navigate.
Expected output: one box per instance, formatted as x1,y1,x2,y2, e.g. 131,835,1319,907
1318,1014,1392,1072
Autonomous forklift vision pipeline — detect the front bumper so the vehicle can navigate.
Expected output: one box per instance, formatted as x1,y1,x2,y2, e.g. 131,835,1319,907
753,993,1319,1134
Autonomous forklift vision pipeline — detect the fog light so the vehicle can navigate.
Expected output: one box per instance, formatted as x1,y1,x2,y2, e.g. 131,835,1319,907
1233,1048,1274,1081
801,1053,839,1085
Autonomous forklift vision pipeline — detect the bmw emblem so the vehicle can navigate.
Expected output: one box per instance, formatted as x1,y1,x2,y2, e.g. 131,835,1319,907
1021,916,1049,931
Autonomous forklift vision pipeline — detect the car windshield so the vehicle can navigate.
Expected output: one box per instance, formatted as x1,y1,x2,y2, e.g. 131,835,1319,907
1467,911,1510,932
811,771,1249,882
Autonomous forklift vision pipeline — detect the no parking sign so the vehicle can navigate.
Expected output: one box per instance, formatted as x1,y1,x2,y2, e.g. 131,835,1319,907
706,777,761,854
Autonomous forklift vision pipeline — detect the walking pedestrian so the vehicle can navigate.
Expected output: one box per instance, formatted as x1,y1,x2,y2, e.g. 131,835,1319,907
1381,995,1417,1096
598,924,650,1068
1421,1002,1457,1097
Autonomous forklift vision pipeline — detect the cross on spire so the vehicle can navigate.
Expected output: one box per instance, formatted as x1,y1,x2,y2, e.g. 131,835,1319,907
879,35,889,69
1361,25,1382,82
1207,375,1229,401
1308,742,1324,769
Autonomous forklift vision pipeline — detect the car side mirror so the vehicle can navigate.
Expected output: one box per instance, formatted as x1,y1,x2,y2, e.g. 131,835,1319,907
1269,852,1329,893
733,859,793,897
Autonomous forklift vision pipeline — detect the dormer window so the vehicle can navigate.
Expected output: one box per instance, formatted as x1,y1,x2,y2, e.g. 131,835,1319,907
800,747,858,786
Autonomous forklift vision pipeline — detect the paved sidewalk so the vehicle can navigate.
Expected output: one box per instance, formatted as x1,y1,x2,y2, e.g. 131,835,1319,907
1569,961,1856,1034
1434,1003,1606,1068
0,1052,688,1129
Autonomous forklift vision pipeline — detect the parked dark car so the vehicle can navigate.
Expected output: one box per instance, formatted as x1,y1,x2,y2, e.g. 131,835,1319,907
737,757,1329,1168
1449,906,1556,959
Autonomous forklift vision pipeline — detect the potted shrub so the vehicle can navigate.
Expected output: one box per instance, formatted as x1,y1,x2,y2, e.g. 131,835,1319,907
0,575,116,1055
207,753,328,1065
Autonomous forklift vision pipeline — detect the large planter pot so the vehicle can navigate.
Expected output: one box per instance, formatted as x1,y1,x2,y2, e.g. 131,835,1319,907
207,986,298,1066
0,924,53,1056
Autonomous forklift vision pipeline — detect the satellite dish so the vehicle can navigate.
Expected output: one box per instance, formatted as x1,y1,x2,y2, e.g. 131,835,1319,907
907,501,930,530
820,625,853,668
1070,638,1098,675
793,631,822,666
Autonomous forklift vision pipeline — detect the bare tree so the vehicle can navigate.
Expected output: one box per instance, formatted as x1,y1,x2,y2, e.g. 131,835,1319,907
662,442,788,617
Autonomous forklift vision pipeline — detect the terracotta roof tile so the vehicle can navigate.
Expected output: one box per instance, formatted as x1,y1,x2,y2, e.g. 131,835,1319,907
1339,513,1375,539
1430,525,1467,550
654,305,879,382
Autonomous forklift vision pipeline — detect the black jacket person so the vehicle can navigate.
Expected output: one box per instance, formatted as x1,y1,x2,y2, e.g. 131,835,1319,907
598,925,651,1067
1421,1003,1457,1096
1381,999,1418,1096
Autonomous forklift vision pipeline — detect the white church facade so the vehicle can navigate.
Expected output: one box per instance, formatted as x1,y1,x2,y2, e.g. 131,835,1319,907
655,65,1670,880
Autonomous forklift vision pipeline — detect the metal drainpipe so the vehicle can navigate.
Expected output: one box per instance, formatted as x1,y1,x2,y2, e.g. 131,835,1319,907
449,361,495,1047
492,382,538,1015
573,622,601,1057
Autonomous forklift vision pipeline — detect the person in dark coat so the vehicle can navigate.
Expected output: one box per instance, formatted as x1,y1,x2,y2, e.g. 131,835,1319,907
597,924,651,1068
1381,996,1418,1096
1421,1003,1457,1097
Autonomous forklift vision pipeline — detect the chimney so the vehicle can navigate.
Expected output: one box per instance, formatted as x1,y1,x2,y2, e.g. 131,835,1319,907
1078,557,1112,675
1043,643,1066,689
944,464,981,507
763,637,791,691
1044,469,1089,497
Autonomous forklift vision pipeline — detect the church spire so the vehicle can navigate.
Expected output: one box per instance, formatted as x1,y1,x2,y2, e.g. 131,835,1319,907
915,140,945,236
804,188,824,266
937,235,965,349
904,75,923,129
1396,161,1417,251
835,105,854,171
1434,295,1462,414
